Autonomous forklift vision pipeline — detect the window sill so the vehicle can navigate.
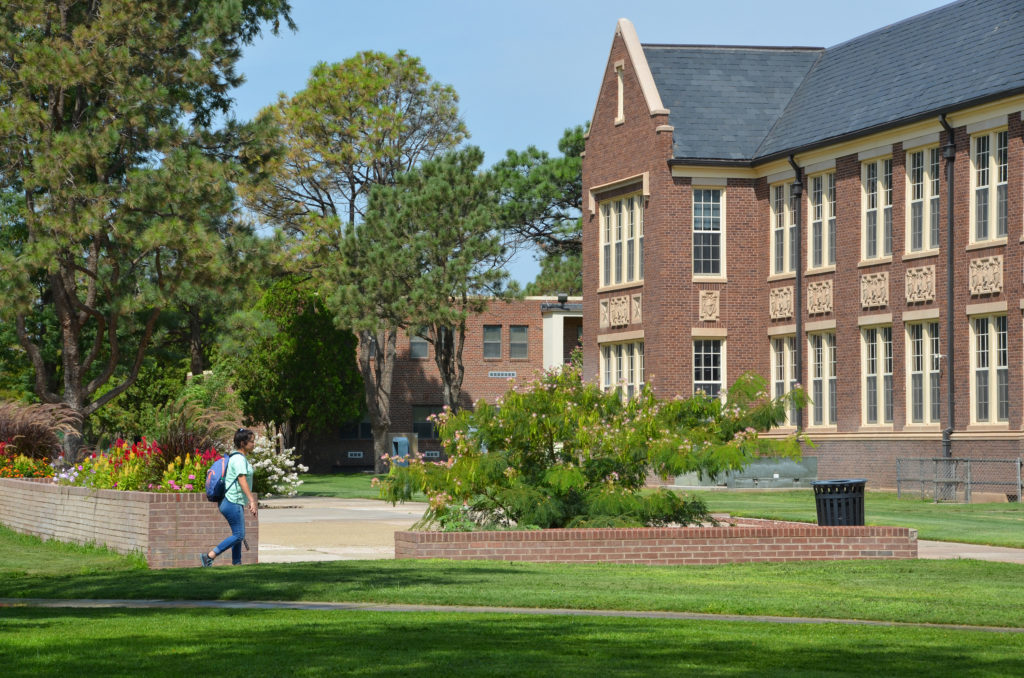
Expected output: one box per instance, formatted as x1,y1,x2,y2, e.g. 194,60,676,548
903,249,939,262
902,424,942,432
858,256,892,268
966,238,1007,251
767,272,796,282
482,357,503,362
598,280,643,293
614,117,625,126
804,266,835,277
692,275,728,284
965,422,1010,432
857,425,894,432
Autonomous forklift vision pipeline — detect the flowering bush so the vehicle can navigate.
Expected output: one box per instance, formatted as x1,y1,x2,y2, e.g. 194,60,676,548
155,453,209,493
0,440,55,479
52,438,219,494
379,355,806,530
249,434,307,497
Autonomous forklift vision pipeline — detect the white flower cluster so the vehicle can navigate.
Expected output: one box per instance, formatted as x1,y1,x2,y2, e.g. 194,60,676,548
250,434,308,497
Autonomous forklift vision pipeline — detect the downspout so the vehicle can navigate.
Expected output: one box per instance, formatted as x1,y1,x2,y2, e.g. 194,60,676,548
788,156,804,431
938,114,956,459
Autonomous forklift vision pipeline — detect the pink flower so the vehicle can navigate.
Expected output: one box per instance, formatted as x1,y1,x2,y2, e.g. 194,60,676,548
188,474,195,480
185,484,193,490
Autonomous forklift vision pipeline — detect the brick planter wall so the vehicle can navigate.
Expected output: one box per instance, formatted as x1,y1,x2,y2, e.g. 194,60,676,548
0,478,257,569
394,518,916,565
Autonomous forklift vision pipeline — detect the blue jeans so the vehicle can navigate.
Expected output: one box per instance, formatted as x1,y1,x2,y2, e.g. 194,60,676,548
214,499,245,565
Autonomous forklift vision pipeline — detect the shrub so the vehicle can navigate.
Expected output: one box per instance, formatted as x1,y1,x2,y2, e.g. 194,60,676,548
0,401,80,459
379,357,805,531
148,398,236,469
249,434,307,497
0,440,55,479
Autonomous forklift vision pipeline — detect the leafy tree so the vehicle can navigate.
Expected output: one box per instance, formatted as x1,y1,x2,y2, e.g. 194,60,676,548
380,357,806,530
222,278,363,461
245,50,467,472
364,146,508,411
496,125,586,294
0,0,293,453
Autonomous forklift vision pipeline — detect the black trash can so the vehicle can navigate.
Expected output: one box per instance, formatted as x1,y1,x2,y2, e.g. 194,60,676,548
811,479,867,526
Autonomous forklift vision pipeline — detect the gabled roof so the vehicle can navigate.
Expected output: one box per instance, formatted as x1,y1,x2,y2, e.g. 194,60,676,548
633,0,1024,164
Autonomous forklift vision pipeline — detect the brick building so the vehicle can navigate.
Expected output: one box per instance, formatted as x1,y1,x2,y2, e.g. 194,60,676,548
306,296,582,471
582,0,1024,487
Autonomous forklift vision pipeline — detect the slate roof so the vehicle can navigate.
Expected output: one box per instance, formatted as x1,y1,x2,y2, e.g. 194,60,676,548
645,0,1024,164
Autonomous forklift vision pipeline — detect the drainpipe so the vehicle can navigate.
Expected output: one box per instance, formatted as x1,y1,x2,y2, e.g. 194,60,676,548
788,156,804,431
939,114,956,459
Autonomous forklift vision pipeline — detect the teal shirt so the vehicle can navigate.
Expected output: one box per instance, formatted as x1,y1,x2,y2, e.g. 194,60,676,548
224,452,255,506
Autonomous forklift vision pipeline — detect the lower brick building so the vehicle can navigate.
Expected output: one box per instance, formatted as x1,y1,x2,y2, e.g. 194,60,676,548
582,0,1024,489
305,296,582,471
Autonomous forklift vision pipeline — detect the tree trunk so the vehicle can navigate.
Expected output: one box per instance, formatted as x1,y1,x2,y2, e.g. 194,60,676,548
188,306,205,375
358,328,397,474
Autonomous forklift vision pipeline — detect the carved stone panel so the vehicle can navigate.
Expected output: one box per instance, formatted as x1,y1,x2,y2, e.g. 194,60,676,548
632,294,643,324
769,287,793,320
609,296,629,327
905,266,935,304
698,290,719,322
807,280,833,315
599,300,609,329
860,272,889,309
969,256,1003,296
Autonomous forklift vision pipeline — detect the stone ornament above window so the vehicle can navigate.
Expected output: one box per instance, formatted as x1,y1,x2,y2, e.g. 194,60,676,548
905,266,936,304
769,287,793,320
807,280,833,315
599,300,609,328
969,256,1003,296
699,290,719,322
609,296,630,327
632,294,643,323
861,272,889,309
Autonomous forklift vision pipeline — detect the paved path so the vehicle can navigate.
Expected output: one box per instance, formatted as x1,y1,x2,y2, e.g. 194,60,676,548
258,496,1024,564
2,597,1021,633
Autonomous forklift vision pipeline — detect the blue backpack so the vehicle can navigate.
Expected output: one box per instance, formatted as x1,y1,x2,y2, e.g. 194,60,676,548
204,453,234,502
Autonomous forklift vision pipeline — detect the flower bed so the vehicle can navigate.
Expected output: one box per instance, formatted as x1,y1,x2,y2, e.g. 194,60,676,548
394,517,917,565
0,477,257,569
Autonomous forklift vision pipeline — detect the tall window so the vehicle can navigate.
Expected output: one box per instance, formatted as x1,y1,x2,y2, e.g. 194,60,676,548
972,130,1008,242
863,158,892,259
771,182,796,275
908,322,941,424
409,334,428,359
908,148,941,252
863,326,893,425
810,332,837,427
771,336,797,425
693,339,722,397
972,315,1008,423
509,325,528,359
483,325,501,359
600,341,644,398
693,188,723,276
809,173,836,269
599,194,644,287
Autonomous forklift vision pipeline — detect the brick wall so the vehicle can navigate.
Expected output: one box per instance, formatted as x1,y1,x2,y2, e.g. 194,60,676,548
395,520,916,565
0,478,258,569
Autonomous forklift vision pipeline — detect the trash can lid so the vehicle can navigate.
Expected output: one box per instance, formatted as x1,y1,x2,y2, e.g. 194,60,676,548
810,479,868,486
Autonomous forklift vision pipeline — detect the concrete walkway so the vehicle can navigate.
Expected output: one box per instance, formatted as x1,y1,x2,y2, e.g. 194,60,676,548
257,496,1024,565
3,597,1021,633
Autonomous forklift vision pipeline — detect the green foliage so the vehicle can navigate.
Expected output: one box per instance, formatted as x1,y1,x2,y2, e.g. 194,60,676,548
222,278,363,449
380,357,805,530
523,251,582,296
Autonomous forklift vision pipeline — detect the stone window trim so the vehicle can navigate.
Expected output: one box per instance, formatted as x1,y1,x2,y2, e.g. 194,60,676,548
905,320,942,426
770,335,799,428
808,331,838,428
588,172,649,214
861,156,894,262
904,145,942,255
599,339,645,399
861,324,895,427
692,185,727,282
692,337,726,400
969,128,1009,245
968,313,1009,425
806,170,837,270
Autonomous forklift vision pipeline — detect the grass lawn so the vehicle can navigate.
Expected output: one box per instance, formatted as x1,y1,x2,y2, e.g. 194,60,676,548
693,489,1024,548
294,471,426,501
3,607,1022,678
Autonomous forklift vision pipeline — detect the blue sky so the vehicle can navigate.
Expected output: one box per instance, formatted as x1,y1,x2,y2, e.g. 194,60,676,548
232,0,951,285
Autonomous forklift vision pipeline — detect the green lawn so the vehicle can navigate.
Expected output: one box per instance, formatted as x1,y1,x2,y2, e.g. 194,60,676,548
693,489,1024,548
3,607,1022,678
295,471,426,501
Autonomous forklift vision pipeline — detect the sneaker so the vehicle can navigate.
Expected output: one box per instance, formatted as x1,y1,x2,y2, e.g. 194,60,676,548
199,553,213,568
242,538,250,551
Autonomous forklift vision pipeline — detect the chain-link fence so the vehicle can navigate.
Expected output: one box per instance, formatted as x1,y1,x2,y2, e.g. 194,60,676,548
896,458,1023,503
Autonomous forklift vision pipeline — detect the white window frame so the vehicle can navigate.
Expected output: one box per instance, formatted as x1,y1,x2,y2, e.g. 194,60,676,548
771,336,798,426
809,332,837,427
906,146,942,253
598,193,644,288
693,187,726,280
970,129,1008,244
599,340,645,399
862,325,894,426
906,321,941,425
807,172,836,270
693,337,725,399
969,314,1009,424
862,158,893,261
770,181,796,275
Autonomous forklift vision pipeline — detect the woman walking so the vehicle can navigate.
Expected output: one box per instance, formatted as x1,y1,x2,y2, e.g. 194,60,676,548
200,428,257,566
